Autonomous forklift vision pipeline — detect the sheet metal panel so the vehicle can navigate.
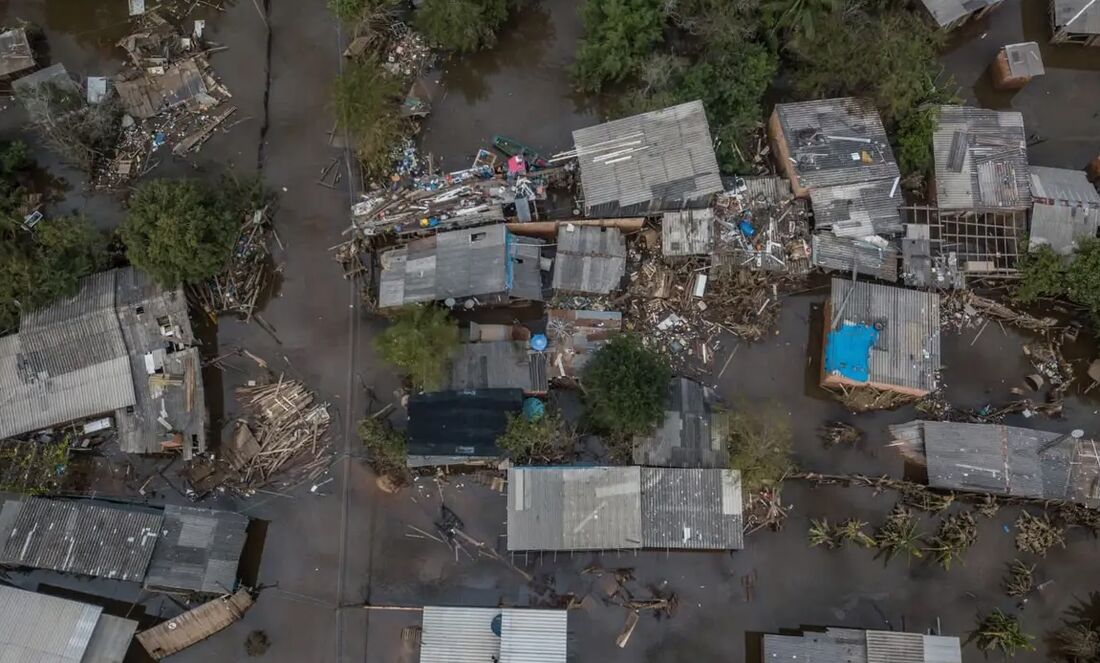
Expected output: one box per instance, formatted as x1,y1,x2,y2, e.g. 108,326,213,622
420,607,500,663
448,341,547,393
632,378,728,468
145,505,248,594
762,629,867,662
922,634,963,663
810,180,903,235
500,609,567,663
1054,0,1100,33
0,585,102,663
640,468,743,549
82,614,139,663
812,234,900,282
0,28,35,78
933,106,1030,209
1029,203,1100,255
552,226,627,294
866,630,924,662
662,209,715,256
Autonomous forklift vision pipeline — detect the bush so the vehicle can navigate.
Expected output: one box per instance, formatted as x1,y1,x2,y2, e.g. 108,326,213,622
358,417,408,481
415,0,512,52
120,178,241,287
725,405,792,493
1017,240,1100,328
582,335,670,437
894,104,939,183
497,410,569,464
375,305,460,389
572,0,665,93
332,58,408,176
16,82,122,173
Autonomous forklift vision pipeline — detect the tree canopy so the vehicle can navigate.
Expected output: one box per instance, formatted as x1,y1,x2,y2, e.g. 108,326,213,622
725,405,793,493
415,0,513,52
120,178,240,287
496,410,570,464
1017,240,1100,328
375,305,460,390
582,335,671,437
332,57,408,177
572,0,665,93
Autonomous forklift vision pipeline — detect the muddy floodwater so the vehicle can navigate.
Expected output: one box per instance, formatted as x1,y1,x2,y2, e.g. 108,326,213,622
2,0,1100,661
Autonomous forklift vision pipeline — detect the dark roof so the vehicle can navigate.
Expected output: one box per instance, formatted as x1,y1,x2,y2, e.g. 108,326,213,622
448,341,548,393
136,588,253,660
145,505,249,594
633,378,730,468
406,389,524,465
0,498,162,582
551,226,627,294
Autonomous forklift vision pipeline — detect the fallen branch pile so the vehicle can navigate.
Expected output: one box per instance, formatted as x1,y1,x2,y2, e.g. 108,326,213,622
235,378,332,490
942,290,1058,332
192,208,274,321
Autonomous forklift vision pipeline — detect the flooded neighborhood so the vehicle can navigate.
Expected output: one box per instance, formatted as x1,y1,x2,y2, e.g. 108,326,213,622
0,0,1098,661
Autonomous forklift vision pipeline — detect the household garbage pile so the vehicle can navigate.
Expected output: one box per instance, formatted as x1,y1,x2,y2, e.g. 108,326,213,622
712,179,812,274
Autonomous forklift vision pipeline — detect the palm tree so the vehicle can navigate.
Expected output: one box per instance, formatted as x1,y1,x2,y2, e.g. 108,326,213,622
763,0,842,43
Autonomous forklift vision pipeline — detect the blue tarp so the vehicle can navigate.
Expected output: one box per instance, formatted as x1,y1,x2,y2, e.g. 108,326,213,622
824,323,879,383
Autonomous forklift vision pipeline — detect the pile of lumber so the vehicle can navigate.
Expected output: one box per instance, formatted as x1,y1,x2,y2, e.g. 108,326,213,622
234,377,331,490
193,208,273,321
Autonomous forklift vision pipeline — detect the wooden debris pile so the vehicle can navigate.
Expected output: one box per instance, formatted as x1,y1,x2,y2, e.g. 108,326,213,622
941,290,1058,333
192,208,275,321
579,565,678,649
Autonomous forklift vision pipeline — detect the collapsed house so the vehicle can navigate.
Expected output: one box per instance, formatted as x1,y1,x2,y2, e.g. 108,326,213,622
890,420,1100,506
570,100,723,217
378,225,544,308
0,267,207,458
1051,0,1100,45
769,98,903,280
136,588,254,660
0,497,249,593
0,585,139,663
763,627,962,663
0,27,35,79
551,225,627,295
545,309,621,380
914,0,1003,30
633,378,730,468
711,176,812,273
821,278,941,397
507,466,744,551
418,606,568,663
405,389,524,467
1028,165,1100,255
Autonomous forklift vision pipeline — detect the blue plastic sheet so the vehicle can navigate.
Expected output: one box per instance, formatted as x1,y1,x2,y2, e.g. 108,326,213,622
824,323,879,383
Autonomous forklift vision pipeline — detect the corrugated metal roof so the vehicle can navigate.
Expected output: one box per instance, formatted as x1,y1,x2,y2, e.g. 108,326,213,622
573,100,722,210
662,209,715,256
500,609,568,663
0,28,35,78
866,631,924,662
551,226,626,294
419,607,568,663
809,180,902,235
0,498,163,581
545,309,621,378
812,234,900,282
144,505,249,594
827,278,940,393
641,468,743,549
922,635,963,663
917,0,999,26
933,106,1030,209
82,614,139,663
1029,203,1099,255
1029,166,1100,205
1003,42,1045,78
1054,0,1100,34
633,378,729,468
764,628,961,663
774,98,899,190
448,341,548,393
0,586,102,663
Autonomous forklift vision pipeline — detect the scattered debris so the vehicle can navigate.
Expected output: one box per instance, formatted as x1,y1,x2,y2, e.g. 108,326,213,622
1003,559,1035,598
820,421,862,447
926,511,978,570
191,207,275,321
744,484,790,534
1014,511,1066,556
874,504,924,564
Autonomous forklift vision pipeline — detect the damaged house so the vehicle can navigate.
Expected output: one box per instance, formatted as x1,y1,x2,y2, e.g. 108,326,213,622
770,98,902,281
821,278,941,397
633,378,730,469
1028,165,1100,255
763,626,962,663
0,585,139,663
915,0,1004,30
890,420,1100,506
551,225,627,295
378,225,544,308
418,606,568,663
507,466,744,551
405,389,524,467
571,100,723,217
0,267,207,458
545,308,621,381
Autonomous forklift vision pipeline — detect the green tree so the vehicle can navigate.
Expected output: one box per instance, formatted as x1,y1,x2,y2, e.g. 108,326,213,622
375,305,460,390
332,57,408,176
415,0,513,52
358,417,409,482
763,0,841,45
726,404,792,493
664,0,762,46
1016,244,1068,304
497,410,570,464
894,104,941,184
0,140,32,235
572,0,665,93
1017,240,1100,328
972,609,1035,656
582,335,671,436
329,0,370,24
120,178,239,287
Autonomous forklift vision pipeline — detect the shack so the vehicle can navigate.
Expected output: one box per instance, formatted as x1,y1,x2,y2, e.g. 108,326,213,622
1051,0,1100,45
1028,165,1100,255
932,105,1031,211
992,42,1045,90
545,309,621,380
570,100,723,217
136,588,254,660
506,466,744,551
915,0,1003,29
419,606,568,663
0,27,35,79
378,225,544,308
406,389,523,467
821,278,941,397
633,378,730,468
551,225,626,295
114,58,210,118
662,208,715,258
448,341,548,394
0,585,138,663
0,267,207,458
890,420,1100,506
144,505,250,595
763,627,962,663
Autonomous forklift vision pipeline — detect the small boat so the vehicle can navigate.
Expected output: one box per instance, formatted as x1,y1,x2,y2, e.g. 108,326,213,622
491,135,549,169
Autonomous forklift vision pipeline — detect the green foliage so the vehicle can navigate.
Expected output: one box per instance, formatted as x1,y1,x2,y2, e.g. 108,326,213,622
895,104,940,182
572,0,665,93
582,334,670,437
1017,240,1100,329
874,504,924,564
329,0,370,23
496,410,569,464
925,510,977,570
120,178,240,287
972,609,1035,656
415,0,512,52
358,417,409,481
1016,245,1068,304
332,58,408,177
808,518,835,548
763,0,841,44
0,436,70,495
726,404,792,493
0,140,32,235
375,305,460,389
664,0,762,45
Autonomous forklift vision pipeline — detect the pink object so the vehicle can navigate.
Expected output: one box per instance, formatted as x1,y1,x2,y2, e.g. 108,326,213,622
508,155,527,175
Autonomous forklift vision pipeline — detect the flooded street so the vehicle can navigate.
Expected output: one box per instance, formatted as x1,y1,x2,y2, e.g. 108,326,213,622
1,0,1099,661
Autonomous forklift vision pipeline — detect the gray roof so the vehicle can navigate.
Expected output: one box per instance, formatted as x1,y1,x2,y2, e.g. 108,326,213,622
144,505,249,594
0,585,136,663
573,100,722,210
1054,0,1100,34
662,208,715,256
551,225,626,294
764,628,962,663
633,378,730,468
1003,42,1045,78
809,179,903,235
0,28,35,78
812,233,900,282
774,98,900,189
545,309,621,379
506,466,743,551
114,59,208,119
1028,167,1100,255
933,106,1030,209
917,0,1000,27
1030,166,1100,205
13,63,80,96
826,278,941,394
0,498,162,581
448,341,548,393
379,226,544,307
420,607,567,663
